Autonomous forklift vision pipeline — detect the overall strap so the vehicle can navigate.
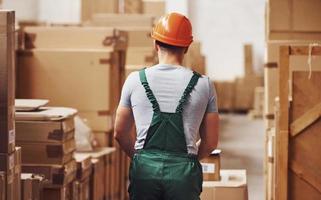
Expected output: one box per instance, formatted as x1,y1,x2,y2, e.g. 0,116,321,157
176,71,201,114
139,69,161,112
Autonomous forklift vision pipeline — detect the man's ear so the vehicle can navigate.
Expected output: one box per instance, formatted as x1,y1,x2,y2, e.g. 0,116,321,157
154,40,159,52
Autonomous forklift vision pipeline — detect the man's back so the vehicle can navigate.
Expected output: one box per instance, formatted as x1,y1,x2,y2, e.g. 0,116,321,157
120,64,217,154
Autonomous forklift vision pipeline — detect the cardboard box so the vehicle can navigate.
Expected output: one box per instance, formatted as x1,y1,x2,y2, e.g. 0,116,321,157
43,183,73,200
142,0,166,19
91,13,155,28
72,178,90,200
126,47,156,65
267,0,321,40
124,0,143,13
18,139,76,165
0,172,5,200
13,147,21,200
22,26,128,50
73,154,92,181
76,148,116,200
201,150,221,181
16,117,74,143
201,170,248,200
214,81,235,111
0,10,16,154
17,49,122,116
81,0,119,22
22,159,77,186
21,173,44,200
0,152,15,199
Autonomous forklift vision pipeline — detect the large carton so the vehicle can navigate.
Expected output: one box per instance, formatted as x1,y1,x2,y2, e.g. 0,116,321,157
213,81,235,111
22,159,77,186
0,152,14,199
17,49,121,116
201,150,221,181
266,0,321,40
0,10,15,153
81,0,119,22
16,117,74,143
91,14,155,28
201,170,248,200
22,26,128,50
18,139,76,165
21,173,44,200
124,0,142,13
73,154,92,181
142,0,166,19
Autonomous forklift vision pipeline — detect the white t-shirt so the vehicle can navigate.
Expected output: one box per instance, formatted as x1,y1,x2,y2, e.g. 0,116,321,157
119,64,218,154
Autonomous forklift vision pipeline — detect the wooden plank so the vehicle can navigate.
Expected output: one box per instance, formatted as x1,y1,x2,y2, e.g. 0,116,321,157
290,160,321,193
289,46,321,56
290,102,321,137
275,46,290,200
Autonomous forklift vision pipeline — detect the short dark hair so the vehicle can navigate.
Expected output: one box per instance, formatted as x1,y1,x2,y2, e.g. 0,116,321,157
155,40,186,54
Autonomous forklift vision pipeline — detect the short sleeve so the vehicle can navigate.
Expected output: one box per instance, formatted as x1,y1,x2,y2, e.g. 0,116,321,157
206,78,218,113
119,72,137,108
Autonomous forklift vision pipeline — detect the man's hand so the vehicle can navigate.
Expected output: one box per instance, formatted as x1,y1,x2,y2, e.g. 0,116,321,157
114,106,136,158
197,113,219,160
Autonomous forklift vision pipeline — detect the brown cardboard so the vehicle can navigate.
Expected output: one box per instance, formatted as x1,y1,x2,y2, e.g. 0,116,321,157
18,139,76,165
73,153,92,181
0,10,16,154
16,117,75,143
72,178,90,200
214,81,235,111
92,131,113,148
201,150,221,181
21,173,44,200
17,49,121,115
142,0,166,19
22,159,77,186
81,0,119,22
91,13,155,28
267,0,321,40
23,26,128,50
76,147,116,200
0,152,15,200
42,183,73,200
126,47,156,65
201,170,248,200
13,147,21,200
0,172,5,200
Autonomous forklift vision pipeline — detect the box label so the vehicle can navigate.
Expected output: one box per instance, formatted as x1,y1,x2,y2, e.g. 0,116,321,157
201,163,215,174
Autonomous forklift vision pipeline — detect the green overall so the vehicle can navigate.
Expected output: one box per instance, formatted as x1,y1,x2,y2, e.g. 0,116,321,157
128,69,203,200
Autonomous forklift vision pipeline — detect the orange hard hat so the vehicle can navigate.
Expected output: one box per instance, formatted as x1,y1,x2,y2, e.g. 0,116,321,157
151,12,193,47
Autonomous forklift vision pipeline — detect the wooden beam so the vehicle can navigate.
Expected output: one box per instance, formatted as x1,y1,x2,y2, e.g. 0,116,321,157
290,102,321,137
289,46,321,56
290,161,321,193
275,46,290,200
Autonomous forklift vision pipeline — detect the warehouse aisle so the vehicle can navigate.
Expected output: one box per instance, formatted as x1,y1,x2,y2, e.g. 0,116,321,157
218,114,264,200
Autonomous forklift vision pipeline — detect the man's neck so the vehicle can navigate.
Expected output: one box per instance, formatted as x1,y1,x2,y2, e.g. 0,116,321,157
158,52,183,66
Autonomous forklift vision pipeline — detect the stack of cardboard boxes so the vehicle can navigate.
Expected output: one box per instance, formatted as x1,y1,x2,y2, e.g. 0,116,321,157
20,173,44,199
72,154,92,200
15,106,78,199
0,10,21,200
264,0,321,199
183,41,207,75
213,44,263,113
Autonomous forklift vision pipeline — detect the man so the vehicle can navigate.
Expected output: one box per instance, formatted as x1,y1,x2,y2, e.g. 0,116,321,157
114,12,219,200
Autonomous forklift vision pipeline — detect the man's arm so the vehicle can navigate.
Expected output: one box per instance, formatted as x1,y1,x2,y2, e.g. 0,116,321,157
114,106,136,158
197,113,219,160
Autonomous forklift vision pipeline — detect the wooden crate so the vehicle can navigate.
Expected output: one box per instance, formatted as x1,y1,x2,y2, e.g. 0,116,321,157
266,0,321,40
275,45,321,200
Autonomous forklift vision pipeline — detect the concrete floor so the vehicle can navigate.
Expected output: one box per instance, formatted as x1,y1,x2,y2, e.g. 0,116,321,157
218,114,264,200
